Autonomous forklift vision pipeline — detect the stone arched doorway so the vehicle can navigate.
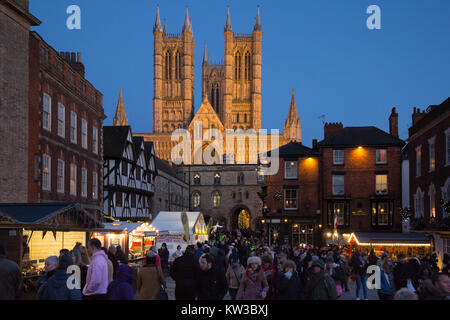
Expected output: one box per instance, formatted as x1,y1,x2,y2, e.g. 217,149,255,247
230,205,252,231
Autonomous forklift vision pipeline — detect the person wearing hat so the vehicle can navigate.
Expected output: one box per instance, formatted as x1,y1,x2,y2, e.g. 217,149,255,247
236,256,269,300
304,259,338,300
137,250,165,300
158,243,170,277
274,260,302,300
324,256,345,298
37,252,82,300
226,254,245,300
0,243,23,300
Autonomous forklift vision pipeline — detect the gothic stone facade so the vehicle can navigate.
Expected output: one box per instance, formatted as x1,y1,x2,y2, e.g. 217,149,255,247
178,164,265,231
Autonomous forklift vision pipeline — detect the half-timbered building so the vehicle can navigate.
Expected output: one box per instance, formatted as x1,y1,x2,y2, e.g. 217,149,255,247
103,126,156,221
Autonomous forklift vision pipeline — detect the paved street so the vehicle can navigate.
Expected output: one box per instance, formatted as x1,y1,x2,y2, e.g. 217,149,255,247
165,275,379,300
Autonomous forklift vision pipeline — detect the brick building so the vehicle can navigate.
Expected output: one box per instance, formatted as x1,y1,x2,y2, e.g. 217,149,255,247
264,142,321,246
407,97,450,267
318,110,405,237
28,31,105,218
0,0,40,202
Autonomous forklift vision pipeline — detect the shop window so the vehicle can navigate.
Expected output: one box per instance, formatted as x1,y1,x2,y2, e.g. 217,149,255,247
371,201,393,226
327,201,349,227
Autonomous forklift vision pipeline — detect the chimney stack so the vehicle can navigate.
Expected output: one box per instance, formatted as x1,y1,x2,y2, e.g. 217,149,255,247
389,107,399,138
412,106,426,126
312,139,318,150
324,122,343,139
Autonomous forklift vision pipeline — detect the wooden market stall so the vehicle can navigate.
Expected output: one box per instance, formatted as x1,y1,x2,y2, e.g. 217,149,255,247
343,232,432,259
151,211,208,252
91,221,158,261
0,202,103,277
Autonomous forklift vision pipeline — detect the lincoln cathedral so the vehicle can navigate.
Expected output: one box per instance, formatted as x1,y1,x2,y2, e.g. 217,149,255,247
114,6,302,163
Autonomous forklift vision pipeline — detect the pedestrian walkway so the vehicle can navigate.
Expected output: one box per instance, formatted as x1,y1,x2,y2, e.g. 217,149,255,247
165,276,379,300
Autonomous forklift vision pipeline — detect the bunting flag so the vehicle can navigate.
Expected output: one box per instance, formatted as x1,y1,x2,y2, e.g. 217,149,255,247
181,211,190,243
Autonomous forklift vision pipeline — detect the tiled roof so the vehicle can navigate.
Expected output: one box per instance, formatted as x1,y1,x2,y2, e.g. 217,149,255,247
268,142,320,157
103,126,130,158
318,126,404,147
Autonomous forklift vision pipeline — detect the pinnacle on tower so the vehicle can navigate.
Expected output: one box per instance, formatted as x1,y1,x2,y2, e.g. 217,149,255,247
287,88,299,121
203,44,208,65
153,5,163,32
182,6,192,33
254,5,262,31
113,88,129,126
163,18,167,33
224,6,232,32
283,88,302,142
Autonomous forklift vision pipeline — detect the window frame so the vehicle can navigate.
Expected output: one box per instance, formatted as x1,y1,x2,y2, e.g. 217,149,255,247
192,191,201,208
416,145,422,177
57,159,65,194
284,189,298,210
70,111,77,144
92,126,98,154
327,201,349,227
70,163,77,196
428,136,436,172
376,149,387,164
333,149,344,165
371,200,393,227
332,175,345,196
43,93,52,132
81,118,88,149
375,174,388,195
57,103,65,138
284,160,298,180
42,154,51,191
81,168,87,198
92,171,98,200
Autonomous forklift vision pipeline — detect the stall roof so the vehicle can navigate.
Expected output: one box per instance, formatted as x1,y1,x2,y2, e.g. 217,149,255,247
346,232,431,246
100,222,148,233
151,211,202,233
0,202,103,230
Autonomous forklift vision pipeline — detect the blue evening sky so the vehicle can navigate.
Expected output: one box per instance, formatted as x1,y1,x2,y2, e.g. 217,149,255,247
30,0,450,146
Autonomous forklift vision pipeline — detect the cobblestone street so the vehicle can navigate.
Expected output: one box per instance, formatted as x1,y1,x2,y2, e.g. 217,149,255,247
165,275,379,300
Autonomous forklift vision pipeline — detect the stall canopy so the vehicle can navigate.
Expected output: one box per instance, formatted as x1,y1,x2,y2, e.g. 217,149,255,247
344,232,431,247
0,202,103,230
99,222,156,234
151,211,205,235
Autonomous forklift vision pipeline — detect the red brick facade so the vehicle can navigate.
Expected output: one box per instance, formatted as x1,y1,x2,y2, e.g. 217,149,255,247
28,32,105,217
408,99,450,221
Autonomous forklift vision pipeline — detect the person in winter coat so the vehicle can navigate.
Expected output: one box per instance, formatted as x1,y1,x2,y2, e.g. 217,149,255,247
325,256,345,298
305,259,338,300
195,242,204,260
420,273,450,300
196,253,228,300
171,245,183,262
137,251,166,300
236,256,269,300
215,249,227,274
0,244,23,300
261,254,276,300
37,253,82,300
378,257,395,300
350,250,369,300
338,254,350,292
36,255,58,293
225,255,245,300
275,260,302,300
83,238,109,300
107,246,119,280
393,254,411,290
368,249,378,266
107,264,135,300
115,245,128,264
170,245,200,300
158,243,170,277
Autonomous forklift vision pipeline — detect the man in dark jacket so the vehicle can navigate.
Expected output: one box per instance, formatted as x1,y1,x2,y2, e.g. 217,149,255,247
158,243,170,277
275,260,302,300
37,253,82,300
196,254,228,300
305,259,337,300
0,244,23,300
393,254,411,290
170,245,200,300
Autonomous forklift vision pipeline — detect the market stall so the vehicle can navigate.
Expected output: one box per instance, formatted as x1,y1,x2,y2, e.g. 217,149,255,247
91,221,158,261
0,202,103,283
151,211,208,252
343,232,432,259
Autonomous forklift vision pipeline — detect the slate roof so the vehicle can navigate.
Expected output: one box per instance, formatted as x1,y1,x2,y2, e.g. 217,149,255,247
103,126,131,158
155,157,178,179
318,126,404,148
268,142,320,158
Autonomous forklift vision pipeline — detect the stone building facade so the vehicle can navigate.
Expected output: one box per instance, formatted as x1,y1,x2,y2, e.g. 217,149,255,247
28,31,105,218
0,0,40,202
178,164,266,231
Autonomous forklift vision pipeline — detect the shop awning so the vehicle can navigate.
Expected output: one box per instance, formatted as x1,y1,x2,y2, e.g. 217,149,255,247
0,202,103,230
344,232,431,247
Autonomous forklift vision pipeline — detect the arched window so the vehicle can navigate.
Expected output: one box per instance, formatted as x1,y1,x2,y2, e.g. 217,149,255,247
237,172,245,185
244,51,251,81
210,83,220,113
234,51,241,81
213,191,221,208
192,191,201,208
236,113,240,123
214,173,221,185
244,114,247,123
193,173,201,185
175,51,181,81
164,51,171,80
429,184,436,219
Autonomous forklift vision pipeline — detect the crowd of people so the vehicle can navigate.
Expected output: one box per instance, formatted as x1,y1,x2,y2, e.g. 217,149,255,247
0,230,449,300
